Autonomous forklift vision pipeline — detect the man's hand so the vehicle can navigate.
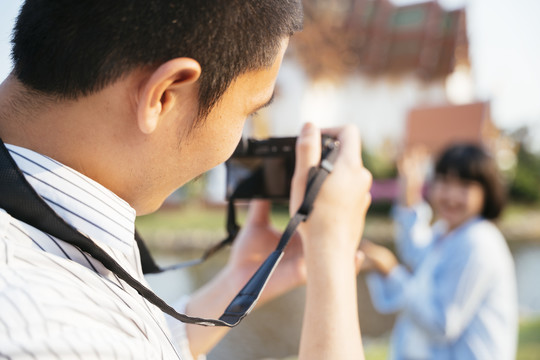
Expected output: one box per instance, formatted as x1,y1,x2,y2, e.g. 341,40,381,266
291,123,372,360
291,123,372,261
397,146,430,208
185,199,306,358
225,200,306,304
186,123,371,360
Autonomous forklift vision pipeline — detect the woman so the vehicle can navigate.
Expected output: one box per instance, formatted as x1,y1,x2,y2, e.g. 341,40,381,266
362,144,518,360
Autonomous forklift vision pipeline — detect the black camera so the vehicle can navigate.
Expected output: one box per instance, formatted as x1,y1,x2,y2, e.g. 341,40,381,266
225,135,338,200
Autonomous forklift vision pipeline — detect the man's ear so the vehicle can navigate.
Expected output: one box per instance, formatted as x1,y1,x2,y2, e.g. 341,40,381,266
137,58,201,134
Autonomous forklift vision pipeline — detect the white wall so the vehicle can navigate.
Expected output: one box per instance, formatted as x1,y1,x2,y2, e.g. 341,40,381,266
268,58,449,149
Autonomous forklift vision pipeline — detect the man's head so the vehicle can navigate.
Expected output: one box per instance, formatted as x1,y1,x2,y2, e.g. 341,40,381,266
11,0,303,121
2,1,302,214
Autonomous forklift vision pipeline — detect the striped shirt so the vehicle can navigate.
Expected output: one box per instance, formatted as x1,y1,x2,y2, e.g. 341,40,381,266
0,144,196,359
366,203,518,360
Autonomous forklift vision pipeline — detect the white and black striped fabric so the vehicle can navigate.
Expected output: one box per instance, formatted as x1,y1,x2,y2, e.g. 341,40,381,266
0,144,196,359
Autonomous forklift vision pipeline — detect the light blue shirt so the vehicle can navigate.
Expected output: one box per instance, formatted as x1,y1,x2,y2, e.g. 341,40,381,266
366,202,518,360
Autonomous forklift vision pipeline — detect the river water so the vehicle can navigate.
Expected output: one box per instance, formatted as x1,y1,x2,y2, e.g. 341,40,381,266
513,244,540,316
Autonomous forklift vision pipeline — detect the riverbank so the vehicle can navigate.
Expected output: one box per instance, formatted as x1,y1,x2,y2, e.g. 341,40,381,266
136,202,540,250
260,316,540,360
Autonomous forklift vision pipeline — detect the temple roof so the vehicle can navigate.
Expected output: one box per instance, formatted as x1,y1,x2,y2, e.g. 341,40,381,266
291,0,469,81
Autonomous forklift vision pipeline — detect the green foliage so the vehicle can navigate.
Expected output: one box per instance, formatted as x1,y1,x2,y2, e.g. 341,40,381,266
509,146,540,203
362,147,397,180
367,201,393,216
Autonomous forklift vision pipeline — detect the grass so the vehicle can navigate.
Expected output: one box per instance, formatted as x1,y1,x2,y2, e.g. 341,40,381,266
136,201,540,247
136,203,229,232
355,318,540,360
136,202,292,234
363,340,389,360
136,201,540,233
517,317,540,360
281,318,540,360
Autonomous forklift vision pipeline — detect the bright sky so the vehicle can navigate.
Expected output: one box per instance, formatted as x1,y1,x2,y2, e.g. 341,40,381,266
395,0,540,144
1,0,539,144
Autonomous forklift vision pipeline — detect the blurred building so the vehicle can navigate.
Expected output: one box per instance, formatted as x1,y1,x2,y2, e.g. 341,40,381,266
258,0,472,150
405,101,498,155
208,0,510,203
296,0,468,80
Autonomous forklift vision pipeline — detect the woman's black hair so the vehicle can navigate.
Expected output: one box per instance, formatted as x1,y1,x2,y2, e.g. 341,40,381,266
434,143,506,220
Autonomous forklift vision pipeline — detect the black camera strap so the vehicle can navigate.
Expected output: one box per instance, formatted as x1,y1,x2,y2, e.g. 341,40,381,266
0,137,338,327
147,179,244,273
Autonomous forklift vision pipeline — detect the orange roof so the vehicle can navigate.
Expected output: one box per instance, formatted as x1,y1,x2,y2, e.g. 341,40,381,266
405,102,498,155
293,0,468,80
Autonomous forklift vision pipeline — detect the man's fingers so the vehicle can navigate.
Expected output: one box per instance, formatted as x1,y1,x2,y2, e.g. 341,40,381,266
290,123,321,214
296,122,321,171
321,124,362,167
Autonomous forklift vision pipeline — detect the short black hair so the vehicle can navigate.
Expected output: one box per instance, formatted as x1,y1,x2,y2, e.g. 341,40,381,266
434,143,506,220
11,0,303,120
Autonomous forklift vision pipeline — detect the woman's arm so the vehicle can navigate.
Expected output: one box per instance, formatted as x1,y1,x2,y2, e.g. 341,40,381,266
392,202,435,270
393,147,435,269
361,240,411,313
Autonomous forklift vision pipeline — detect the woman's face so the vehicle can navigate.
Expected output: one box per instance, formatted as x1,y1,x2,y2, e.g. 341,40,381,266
430,173,485,231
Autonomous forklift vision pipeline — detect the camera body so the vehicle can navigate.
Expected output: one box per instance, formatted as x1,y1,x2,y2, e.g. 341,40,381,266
225,135,337,200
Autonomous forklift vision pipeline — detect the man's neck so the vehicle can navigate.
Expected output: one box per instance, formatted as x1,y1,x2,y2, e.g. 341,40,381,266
0,75,142,210
0,76,69,152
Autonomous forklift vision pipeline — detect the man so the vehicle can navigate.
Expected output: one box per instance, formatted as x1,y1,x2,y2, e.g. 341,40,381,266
0,1,372,359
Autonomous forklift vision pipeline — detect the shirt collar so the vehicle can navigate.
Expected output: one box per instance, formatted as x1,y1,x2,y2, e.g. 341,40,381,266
436,215,483,244
6,144,137,254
